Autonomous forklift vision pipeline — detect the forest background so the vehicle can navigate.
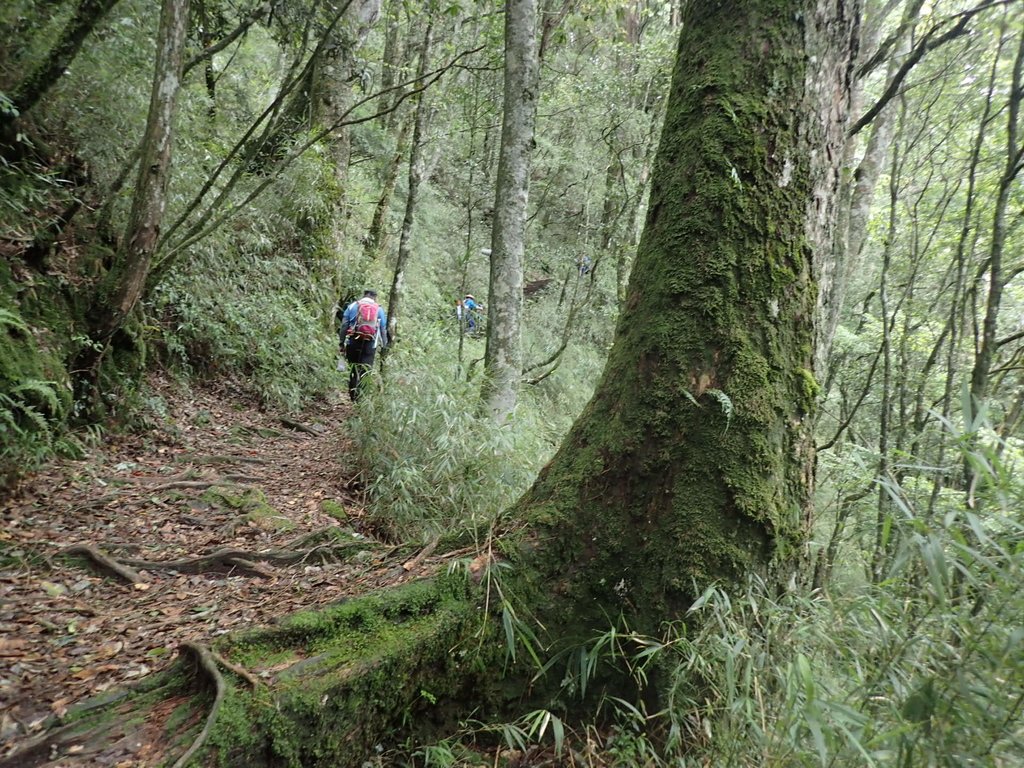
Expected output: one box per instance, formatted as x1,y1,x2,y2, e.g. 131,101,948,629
1,0,1023,765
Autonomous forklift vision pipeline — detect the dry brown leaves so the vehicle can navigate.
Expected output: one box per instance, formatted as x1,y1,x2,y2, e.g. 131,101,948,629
0,375,436,763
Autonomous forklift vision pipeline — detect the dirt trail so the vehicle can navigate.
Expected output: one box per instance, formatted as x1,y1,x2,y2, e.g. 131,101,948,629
0,377,436,764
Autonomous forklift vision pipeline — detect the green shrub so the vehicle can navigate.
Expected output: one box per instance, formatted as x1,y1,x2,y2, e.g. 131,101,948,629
657,434,1024,767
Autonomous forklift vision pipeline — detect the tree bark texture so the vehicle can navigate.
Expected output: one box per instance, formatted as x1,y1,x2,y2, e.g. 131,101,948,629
515,0,859,636
483,0,539,421
92,0,190,342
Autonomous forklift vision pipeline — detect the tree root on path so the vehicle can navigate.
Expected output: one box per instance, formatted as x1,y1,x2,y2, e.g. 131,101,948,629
5,575,506,768
210,649,262,689
62,544,146,584
174,453,271,466
0,674,176,768
279,416,326,435
0,718,108,768
170,642,226,768
63,540,391,582
143,478,256,493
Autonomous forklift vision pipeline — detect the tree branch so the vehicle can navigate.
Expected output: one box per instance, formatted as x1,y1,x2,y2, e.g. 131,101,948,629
850,1,1005,136
182,0,275,76
817,343,883,452
153,44,485,273
63,543,146,584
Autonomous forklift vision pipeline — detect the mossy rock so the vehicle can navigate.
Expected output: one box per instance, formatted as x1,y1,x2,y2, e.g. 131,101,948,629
245,509,297,532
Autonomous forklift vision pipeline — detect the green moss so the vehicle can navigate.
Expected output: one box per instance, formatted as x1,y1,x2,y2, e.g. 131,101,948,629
796,367,820,405
320,499,346,521
201,485,296,531
200,576,503,767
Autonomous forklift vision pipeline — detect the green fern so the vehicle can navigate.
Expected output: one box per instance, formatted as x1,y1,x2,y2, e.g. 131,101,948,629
707,388,733,432
0,396,25,436
10,400,50,434
0,307,28,333
10,380,63,417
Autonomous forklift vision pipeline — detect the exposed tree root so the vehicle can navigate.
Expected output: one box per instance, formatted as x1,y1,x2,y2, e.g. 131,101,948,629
402,535,440,572
173,453,270,465
171,642,226,768
0,718,107,768
279,416,326,435
210,649,262,689
145,479,255,493
0,677,173,768
63,540,392,581
7,576,509,768
220,473,263,484
62,544,146,584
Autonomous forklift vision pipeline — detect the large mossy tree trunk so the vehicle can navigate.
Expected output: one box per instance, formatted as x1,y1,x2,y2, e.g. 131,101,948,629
20,3,859,767
516,0,858,639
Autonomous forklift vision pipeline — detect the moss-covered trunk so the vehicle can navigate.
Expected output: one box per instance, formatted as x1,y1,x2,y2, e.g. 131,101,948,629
516,0,857,638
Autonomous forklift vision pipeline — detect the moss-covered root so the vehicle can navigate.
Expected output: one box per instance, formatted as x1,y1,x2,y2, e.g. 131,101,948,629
201,575,500,767
3,576,499,768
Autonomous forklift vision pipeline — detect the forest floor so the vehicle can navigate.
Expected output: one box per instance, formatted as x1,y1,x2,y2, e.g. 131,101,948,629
0,375,463,766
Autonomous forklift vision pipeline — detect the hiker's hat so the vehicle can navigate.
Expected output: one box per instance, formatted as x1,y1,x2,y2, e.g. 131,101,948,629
465,294,474,300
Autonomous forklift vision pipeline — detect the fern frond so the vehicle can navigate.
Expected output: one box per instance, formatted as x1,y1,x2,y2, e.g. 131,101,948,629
0,398,24,436
707,389,733,432
10,380,62,416
0,307,28,333
13,402,50,434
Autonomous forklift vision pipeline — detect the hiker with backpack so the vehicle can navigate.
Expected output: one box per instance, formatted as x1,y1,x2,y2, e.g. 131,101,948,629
340,289,388,402
462,294,483,334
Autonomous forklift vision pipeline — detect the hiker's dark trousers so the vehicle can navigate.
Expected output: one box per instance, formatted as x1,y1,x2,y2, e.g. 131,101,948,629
345,337,377,401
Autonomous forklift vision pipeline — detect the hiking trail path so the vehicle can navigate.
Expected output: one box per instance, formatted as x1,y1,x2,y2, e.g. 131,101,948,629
0,376,456,766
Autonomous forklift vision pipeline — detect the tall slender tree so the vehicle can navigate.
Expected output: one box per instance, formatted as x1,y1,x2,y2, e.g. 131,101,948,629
482,0,539,421
386,15,434,345
86,0,190,349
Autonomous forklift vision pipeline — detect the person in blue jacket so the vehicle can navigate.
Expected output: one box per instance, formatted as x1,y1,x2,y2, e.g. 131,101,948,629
340,289,388,401
463,294,483,334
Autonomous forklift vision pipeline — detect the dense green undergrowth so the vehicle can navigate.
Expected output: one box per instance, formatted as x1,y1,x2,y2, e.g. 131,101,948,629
384,430,1024,767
